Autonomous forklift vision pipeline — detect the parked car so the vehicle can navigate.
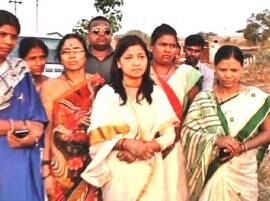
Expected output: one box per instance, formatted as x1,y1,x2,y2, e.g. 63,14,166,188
10,34,64,78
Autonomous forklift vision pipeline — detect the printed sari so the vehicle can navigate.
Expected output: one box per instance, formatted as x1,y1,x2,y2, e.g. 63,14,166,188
182,86,270,201
47,75,104,201
0,58,48,201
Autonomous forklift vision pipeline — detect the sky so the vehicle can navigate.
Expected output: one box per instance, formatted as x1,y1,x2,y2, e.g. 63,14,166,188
0,0,269,37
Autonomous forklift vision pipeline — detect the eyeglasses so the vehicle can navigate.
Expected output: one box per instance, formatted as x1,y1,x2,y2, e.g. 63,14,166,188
60,49,85,57
90,27,111,35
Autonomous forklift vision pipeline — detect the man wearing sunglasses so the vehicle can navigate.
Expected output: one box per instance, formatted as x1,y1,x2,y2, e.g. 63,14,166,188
86,16,114,83
184,34,214,90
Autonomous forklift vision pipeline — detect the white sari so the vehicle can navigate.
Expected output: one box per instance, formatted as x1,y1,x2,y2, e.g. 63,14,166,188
81,85,178,201
151,64,202,201
200,86,270,201
182,86,270,201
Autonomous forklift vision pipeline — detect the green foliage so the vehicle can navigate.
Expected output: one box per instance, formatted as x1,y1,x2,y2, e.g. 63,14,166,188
72,19,90,40
94,0,124,33
243,9,270,45
72,0,124,39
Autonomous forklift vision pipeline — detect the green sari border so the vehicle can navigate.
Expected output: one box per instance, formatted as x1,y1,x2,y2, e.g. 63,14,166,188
236,96,270,142
205,96,270,186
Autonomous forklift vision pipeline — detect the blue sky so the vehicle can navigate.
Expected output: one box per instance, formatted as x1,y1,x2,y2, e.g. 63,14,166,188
1,0,269,37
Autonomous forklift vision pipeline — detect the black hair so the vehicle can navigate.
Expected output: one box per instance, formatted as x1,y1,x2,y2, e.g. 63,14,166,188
55,33,89,62
18,37,49,59
214,45,244,66
0,10,20,34
150,23,178,45
185,34,205,48
88,16,111,30
110,35,154,105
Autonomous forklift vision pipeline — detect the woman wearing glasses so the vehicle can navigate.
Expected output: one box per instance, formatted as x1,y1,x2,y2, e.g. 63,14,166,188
40,33,104,201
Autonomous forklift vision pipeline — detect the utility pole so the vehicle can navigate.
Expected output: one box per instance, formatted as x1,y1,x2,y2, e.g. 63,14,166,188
8,0,22,16
36,0,39,32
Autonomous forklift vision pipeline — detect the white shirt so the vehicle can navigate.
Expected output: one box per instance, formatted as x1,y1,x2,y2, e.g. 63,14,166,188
196,62,214,90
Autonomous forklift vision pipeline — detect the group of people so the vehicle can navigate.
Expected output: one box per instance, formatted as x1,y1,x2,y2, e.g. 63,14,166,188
0,9,270,201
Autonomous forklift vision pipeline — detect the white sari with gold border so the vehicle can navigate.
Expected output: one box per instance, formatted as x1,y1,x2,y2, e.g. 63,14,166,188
81,85,178,201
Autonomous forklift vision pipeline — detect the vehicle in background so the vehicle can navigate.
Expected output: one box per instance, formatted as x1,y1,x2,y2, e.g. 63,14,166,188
10,34,64,78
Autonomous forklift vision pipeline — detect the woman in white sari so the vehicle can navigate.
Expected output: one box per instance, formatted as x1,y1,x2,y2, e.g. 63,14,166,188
81,35,178,201
181,45,270,201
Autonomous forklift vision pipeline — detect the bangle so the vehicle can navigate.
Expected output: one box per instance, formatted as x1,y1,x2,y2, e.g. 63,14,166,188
41,160,51,166
243,143,248,152
8,119,15,133
42,172,51,180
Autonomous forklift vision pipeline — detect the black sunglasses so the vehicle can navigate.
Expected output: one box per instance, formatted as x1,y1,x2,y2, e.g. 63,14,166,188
91,27,111,35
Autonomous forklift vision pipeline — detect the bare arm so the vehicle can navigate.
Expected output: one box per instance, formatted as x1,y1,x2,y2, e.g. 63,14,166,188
40,82,57,196
243,115,270,151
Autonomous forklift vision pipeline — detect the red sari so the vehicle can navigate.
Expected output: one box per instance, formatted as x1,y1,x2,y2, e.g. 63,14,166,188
48,75,104,201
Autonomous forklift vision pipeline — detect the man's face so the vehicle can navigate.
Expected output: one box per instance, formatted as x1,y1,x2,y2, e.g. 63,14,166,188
87,20,112,51
184,45,203,67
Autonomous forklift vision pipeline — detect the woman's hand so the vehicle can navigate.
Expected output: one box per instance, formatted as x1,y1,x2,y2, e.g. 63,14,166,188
122,139,156,160
215,136,241,157
6,131,34,148
117,150,137,163
7,120,44,148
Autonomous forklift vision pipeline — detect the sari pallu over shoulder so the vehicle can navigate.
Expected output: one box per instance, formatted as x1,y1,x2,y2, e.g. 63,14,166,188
49,76,104,201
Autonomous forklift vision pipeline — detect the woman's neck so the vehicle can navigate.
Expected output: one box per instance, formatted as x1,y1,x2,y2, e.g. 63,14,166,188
0,58,5,66
123,77,141,88
64,69,86,85
215,83,242,102
152,61,176,76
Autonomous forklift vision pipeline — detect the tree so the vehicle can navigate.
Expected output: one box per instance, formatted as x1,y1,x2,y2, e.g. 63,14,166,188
94,0,123,33
243,9,270,45
72,0,123,39
72,19,90,40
